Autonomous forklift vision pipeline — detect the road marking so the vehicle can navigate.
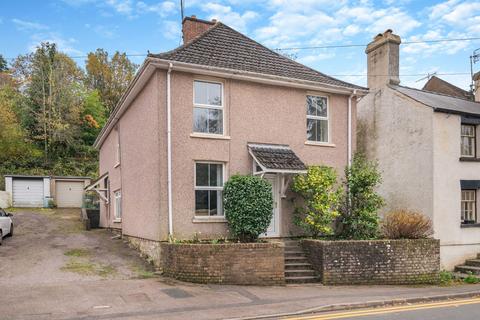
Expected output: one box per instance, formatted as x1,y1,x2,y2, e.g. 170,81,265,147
286,297,480,320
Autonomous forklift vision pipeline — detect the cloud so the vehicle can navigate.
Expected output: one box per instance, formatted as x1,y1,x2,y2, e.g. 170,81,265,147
201,3,258,32
12,18,49,31
402,30,470,56
162,20,182,40
29,32,83,56
137,1,176,17
297,52,336,64
428,0,480,35
85,24,119,39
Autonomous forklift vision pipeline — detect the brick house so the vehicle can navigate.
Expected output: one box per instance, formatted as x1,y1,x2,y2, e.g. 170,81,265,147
88,16,367,260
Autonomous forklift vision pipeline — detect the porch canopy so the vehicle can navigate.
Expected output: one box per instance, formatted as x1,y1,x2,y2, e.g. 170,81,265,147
85,172,109,204
247,143,307,197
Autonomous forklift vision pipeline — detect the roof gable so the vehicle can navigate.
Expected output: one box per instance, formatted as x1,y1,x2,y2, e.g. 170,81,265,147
422,76,473,100
150,23,365,91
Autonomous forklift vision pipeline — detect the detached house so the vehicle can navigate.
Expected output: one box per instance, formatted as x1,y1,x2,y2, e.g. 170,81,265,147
358,30,480,269
90,16,366,258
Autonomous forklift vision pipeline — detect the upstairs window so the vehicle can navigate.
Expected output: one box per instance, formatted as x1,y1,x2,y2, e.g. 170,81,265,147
195,162,224,216
193,80,223,135
461,124,476,157
461,189,477,224
306,95,328,143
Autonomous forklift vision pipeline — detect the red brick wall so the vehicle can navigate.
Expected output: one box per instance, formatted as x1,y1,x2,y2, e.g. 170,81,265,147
161,242,285,285
182,17,215,43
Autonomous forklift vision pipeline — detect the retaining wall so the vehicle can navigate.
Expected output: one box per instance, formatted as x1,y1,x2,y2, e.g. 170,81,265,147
160,242,285,285
302,239,440,285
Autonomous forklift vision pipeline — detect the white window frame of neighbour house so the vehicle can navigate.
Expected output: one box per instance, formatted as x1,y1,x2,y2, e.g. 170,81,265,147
114,190,122,222
306,94,330,143
461,124,476,158
194,162,225,217
461,189,477,224
115,129,121,167
193,80,224,136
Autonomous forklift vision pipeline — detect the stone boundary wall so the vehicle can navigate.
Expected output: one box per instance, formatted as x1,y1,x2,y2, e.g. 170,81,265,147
124,235,163,268
302,239,440,285
161,242,285,285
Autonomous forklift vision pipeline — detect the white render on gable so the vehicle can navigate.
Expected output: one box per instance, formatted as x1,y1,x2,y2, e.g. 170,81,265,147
358,86,480,270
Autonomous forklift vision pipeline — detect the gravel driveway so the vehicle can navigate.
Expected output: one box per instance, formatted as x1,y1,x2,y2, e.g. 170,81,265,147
0,208,156,286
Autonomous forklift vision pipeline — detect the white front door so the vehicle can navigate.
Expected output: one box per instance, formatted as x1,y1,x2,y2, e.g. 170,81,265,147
264,174,280,237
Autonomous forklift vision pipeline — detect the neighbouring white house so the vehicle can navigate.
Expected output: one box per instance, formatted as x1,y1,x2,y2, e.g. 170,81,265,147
358,30,480,270
3,175,91,208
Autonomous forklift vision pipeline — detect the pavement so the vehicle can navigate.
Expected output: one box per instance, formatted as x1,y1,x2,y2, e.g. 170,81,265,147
1,209,480,320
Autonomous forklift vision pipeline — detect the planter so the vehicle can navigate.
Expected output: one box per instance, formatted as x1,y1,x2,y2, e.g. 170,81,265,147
160,242,285,285
302,239,440,285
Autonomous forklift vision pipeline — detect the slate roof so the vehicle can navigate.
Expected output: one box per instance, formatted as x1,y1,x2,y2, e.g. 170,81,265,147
422,76,473,100
150,23,365,91
390,85,480,117
248,143,306,171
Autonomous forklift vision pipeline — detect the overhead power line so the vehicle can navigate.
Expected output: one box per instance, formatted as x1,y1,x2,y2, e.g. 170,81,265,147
274,37,480,51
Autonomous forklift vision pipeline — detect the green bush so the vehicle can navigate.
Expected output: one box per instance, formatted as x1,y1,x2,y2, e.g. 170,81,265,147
338,154,384,239
439,270,454,286
223,175,273,242
291,166,341,237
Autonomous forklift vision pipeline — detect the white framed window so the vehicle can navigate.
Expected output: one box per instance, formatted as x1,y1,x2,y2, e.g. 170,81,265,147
306,95,329,143
193,80,224,135
461,124,476,157
194,162,224,216
114,190,122,221
461,190,477,224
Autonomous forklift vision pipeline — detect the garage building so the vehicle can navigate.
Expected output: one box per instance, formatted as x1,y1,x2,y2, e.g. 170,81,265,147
4,175,91,208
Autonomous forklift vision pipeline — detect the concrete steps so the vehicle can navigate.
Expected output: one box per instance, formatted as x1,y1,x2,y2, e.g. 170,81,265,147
454,253,480,277
282,239,320,284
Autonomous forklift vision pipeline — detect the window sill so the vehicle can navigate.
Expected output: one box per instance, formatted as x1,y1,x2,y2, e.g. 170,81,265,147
113,218,122,223
461,223,480,228
192,216,227,223
304,141,336,147
114,162,121,168
459,157,480,162
190,133,231,140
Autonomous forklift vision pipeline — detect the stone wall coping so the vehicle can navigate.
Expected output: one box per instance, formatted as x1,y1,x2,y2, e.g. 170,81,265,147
302,238,439,244
160,241,284,248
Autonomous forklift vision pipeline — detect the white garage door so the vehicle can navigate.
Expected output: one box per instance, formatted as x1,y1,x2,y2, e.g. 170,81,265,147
12,179,44,207
56,181,85,208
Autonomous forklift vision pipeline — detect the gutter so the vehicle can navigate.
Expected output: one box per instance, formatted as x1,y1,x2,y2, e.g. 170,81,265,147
167,62,173,236
348,89,357,165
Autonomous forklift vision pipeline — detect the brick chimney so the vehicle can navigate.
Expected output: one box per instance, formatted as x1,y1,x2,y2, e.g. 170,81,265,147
182,15,216,44
365,29,401,91
473,72,480,102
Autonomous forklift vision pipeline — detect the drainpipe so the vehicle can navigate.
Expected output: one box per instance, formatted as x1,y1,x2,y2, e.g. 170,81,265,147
347,89,357,166
167,63,173,236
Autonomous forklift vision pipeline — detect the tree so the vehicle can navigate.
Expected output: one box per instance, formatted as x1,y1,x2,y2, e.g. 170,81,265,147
0,85,40,163
0,54,7,72
13,42,85,163
291,166,342,237
81,90,106,146
338,154,384,239
85,49,137,114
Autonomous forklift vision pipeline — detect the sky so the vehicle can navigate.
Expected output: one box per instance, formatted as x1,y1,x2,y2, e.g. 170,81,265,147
1,0,480,90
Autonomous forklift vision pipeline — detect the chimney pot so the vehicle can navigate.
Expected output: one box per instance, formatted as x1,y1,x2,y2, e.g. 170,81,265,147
191,15,197,19
211,19,217,23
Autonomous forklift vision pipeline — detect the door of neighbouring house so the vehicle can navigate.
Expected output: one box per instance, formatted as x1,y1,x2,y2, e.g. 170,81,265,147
263,174,280,237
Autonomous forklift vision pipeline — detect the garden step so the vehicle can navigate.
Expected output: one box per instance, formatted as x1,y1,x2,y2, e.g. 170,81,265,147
284,251,306,257
285,262,313,270
454,265,480,275
285,269,317,277
285,276,320,284
285,257,309,264
465,259,480,267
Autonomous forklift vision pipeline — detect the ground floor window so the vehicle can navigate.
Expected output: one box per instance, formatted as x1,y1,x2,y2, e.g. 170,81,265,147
195,162,224,216
114,190,122,220
461,189,476,224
